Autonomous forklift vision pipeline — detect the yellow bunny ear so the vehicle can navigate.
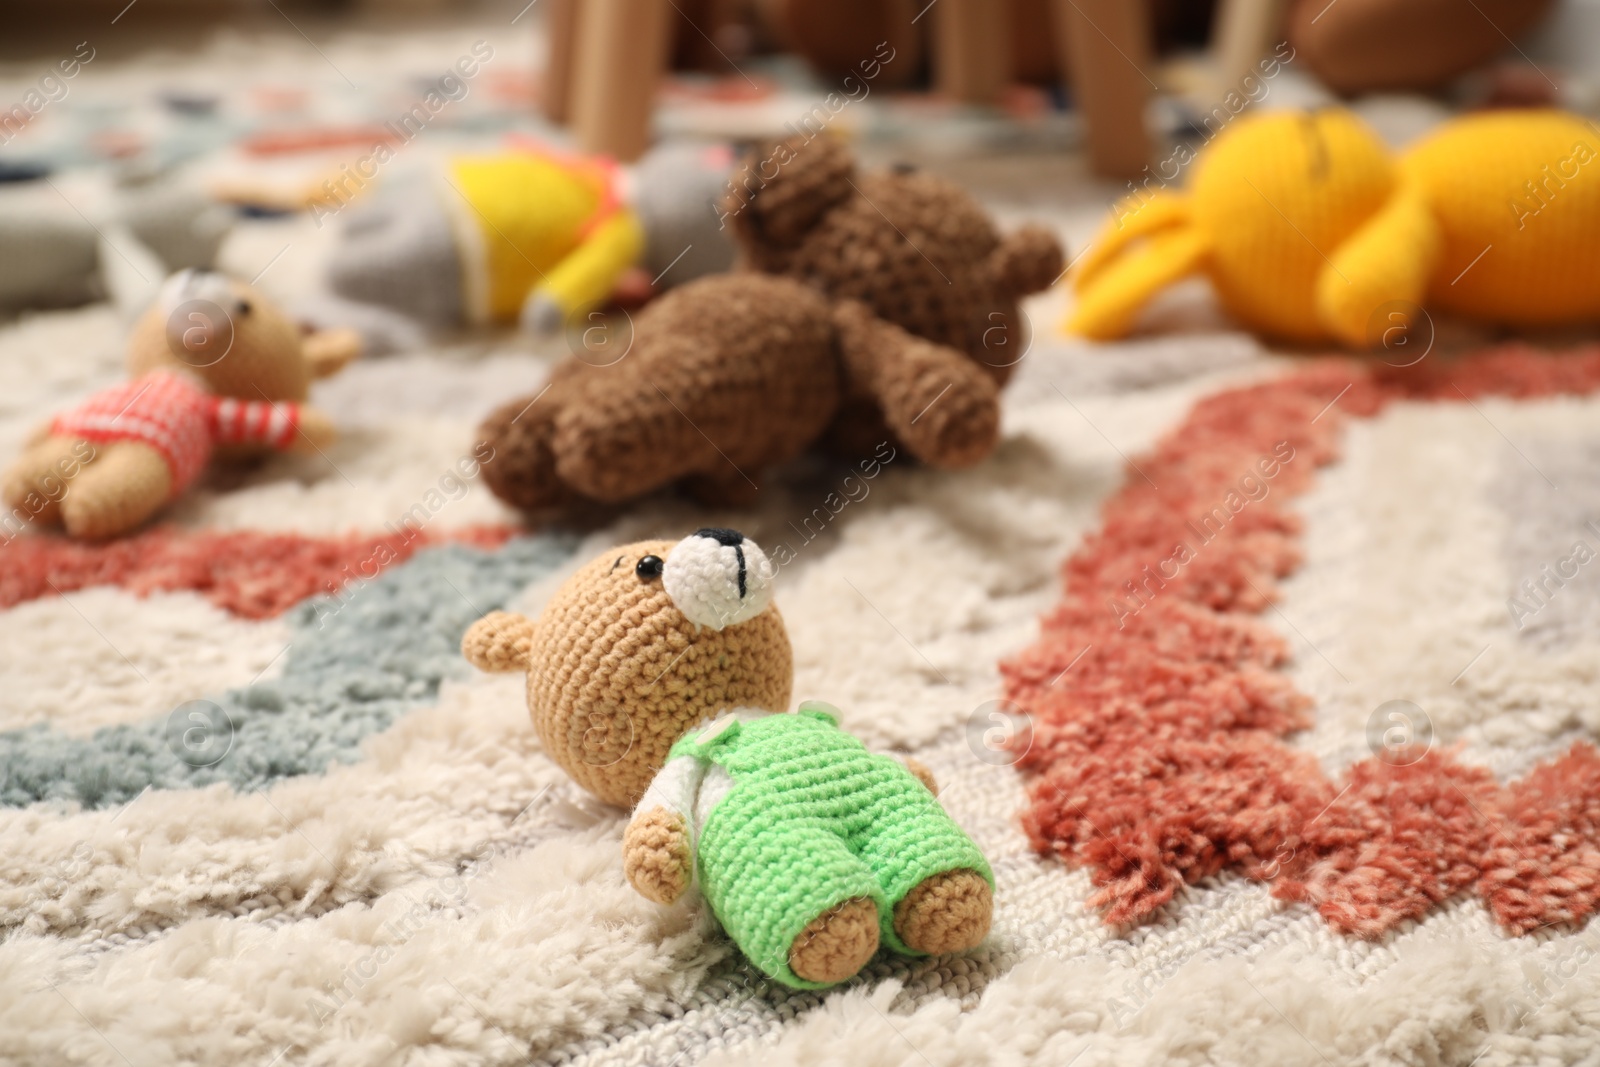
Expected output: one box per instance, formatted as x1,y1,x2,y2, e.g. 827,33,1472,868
1316,181,1441,349
1066,225,1206,341
1071,190,1191,295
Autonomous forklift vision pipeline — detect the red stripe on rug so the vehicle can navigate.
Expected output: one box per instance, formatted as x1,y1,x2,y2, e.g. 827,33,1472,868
0,525,518,619
1005,344,1600,937
1274,753,1498,937
1480,743,1600,934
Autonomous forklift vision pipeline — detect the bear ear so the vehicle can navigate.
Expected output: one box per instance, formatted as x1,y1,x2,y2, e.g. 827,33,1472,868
720,133,856,255
989,225,1065,297
462,611,537,673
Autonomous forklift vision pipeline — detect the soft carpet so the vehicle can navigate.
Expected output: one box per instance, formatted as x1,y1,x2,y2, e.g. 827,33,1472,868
5,19,1600,1065
6,307,1600,1066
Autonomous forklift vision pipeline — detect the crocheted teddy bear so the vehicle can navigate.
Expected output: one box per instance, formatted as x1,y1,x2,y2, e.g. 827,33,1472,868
2,269,359,540
476,134,1063,511
1067,108,1600,348
308,141,736,353
462,529,993,988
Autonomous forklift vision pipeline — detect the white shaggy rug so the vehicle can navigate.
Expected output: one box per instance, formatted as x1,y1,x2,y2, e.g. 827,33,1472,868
9,279,1600,1065
5,17,1600,1067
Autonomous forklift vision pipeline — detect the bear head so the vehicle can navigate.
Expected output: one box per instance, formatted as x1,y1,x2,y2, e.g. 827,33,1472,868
462,529,794,806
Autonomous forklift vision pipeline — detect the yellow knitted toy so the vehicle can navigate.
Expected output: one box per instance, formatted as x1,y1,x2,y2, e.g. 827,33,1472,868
446,151,643,325
319,143,736,350
1068,109,1600,348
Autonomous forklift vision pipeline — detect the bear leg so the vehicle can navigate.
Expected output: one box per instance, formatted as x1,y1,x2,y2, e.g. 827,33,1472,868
3,434,91,527
476,381,584,512
893,869,993,955
789,896,880,985
58,441,172,540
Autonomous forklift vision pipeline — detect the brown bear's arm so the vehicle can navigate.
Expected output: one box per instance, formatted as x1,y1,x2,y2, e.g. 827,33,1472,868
831,301,1000,470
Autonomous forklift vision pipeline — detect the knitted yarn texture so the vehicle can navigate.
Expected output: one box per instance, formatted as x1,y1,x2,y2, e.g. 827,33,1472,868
721,132,1063,461
3,270,353,540
323,142,734,341
1069,108,1600,346
468,538,793,806
463,531,995,990
476,135,1063,512
49,370,301,496
673,708,993,989
478,273,843,511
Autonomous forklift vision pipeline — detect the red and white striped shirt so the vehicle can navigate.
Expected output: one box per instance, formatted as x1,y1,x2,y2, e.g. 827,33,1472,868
50,370,302,496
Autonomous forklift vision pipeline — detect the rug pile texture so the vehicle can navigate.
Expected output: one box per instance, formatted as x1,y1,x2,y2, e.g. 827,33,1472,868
6,23,1600,1067
8,288,1600,1065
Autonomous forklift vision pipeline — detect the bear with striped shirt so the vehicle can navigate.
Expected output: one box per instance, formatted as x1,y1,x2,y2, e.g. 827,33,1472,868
3,270,358,540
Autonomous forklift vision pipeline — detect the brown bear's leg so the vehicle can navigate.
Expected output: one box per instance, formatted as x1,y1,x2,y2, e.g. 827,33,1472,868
552,338,835,504
58,441,172,540
3,435,97,528
893,869,992,955
528,275,840,505
550,366,728,503
833,301,1000,469
476,385,583,512
789,896,880,985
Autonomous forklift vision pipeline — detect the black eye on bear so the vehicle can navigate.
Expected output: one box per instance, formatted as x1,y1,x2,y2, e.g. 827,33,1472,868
636,555,664,580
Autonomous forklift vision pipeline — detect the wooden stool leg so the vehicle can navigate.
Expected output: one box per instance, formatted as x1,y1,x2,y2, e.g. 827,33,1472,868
1053,0,1153,179
541,0,581,124
1211,0,1287,99
571,0,672,161
935,0,1013,104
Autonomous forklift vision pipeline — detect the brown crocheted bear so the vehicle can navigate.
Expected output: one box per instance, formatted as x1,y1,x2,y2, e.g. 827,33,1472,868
2,270,358,540
462,529,992,988
476,134,1063,511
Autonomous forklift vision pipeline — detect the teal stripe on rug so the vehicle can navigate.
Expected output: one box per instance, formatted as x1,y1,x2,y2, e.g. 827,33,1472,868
0,534,576,810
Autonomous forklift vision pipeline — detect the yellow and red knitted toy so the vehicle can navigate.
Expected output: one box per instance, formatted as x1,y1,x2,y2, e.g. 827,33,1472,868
462,530,994,989
2,270,358,540
1068,108,1600,348
317,140,736,350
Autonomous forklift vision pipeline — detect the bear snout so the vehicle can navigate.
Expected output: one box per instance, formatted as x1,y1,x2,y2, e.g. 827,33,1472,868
159,268,239,319
664,530,774,630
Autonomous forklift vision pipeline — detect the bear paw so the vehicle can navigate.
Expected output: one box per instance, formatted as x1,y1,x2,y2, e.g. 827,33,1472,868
789,897,880,985
894,869,992,955
623,807,694,905
461,611,535,673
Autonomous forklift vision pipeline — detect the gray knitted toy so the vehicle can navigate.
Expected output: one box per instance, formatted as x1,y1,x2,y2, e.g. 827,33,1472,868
0,174,232,315
309,141,737,353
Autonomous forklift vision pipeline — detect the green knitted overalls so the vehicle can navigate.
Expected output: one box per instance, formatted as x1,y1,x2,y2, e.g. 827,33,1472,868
670,707,993,989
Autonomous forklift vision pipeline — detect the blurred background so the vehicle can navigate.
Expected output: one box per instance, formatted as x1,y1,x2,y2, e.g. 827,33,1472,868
1,0,1597,344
